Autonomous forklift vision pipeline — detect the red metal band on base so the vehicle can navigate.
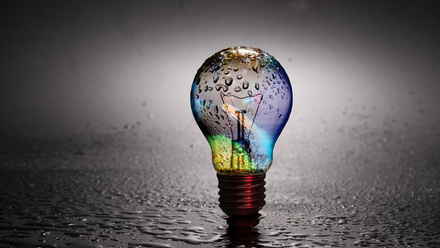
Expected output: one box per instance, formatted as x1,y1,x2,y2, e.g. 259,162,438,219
217,173,266,217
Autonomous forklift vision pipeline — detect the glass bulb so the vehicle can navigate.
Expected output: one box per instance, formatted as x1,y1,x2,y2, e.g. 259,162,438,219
190,46,293,174
190,46,293,227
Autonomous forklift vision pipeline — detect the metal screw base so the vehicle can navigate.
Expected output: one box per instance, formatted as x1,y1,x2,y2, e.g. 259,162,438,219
217,173,266,217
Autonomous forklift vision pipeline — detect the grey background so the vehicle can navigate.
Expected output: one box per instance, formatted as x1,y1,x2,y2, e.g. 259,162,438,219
1,1,439,246
1,0,439,142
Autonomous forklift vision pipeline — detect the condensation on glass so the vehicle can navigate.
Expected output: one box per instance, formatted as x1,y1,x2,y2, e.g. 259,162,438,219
191,46,293,174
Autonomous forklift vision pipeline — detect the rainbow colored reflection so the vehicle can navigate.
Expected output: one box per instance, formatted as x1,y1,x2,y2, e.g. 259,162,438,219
190,46,293,175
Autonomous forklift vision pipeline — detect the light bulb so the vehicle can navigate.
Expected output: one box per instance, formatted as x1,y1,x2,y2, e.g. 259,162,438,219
190,46,293,227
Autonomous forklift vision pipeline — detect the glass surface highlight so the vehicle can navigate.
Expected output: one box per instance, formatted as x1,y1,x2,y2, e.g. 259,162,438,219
190,46,293,174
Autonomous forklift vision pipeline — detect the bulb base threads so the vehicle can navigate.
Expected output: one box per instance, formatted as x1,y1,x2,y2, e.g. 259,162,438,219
217,173,266,227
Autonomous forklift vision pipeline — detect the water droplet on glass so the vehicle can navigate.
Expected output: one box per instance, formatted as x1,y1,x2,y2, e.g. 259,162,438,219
237,75,243,80
234,86,242,92
225,77,233,86
242,81,249,89
215,84,229,92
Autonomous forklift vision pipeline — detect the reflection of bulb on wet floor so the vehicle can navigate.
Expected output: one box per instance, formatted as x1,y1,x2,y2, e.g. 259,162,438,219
190,46,293,228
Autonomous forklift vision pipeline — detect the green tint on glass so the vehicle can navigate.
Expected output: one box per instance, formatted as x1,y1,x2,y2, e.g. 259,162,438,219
190,46,293,175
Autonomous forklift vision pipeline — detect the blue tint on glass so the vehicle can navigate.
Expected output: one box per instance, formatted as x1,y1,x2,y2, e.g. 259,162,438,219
190,46,293,174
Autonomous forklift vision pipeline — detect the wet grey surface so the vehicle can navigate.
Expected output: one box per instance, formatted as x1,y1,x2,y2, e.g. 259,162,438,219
1,1,440,247
1,120,439,247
